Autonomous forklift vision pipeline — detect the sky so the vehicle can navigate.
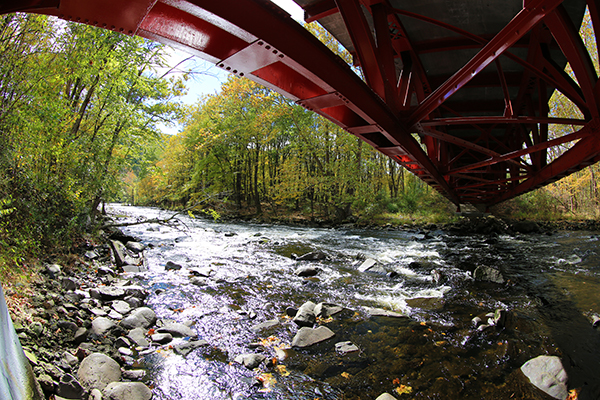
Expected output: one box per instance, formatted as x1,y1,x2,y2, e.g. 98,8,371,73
158,0,304,135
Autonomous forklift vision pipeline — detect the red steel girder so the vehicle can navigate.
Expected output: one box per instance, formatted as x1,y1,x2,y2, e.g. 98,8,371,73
407,0,564,127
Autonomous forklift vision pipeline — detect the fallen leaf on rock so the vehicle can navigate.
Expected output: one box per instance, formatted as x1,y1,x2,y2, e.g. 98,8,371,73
275,365,289,376
567,388,580,400
341,372,351,379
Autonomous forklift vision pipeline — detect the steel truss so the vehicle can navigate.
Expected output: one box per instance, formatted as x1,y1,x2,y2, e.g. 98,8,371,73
3,0,599,207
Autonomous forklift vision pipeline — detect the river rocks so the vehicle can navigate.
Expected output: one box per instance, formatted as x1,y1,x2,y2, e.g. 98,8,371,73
127,328,149,347
335,341,359,355
295,266,320,277
357,258,378,272
251,319,280,332
91,286,126,301
510,220,540,234
151,332,173,344
314,303,343,319
295,251,327,261
291,326,335,348
77,353,122,391
173,339,209,356
56,373,85,399
91,317,116,336
189,266,213,277
120,307,156,330
165,261,182,271
375,394,397,400
293,301,316,327
473,265,505,284
366,307,408,318
125,241,145,253
111,300,132,315
521,355,568,400
234,353,267,369
157,322,197,338
104,382,153,400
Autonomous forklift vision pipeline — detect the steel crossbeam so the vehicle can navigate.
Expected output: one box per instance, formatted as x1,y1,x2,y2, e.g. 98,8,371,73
2,0,600,207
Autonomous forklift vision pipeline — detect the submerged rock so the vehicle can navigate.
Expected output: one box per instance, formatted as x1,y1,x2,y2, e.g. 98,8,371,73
521,355,568,400
234,353,266,369
251,319,280,333
295,266,319,277
173,339,209,356
335,341,359,355
366,307,407,318
157,322,197,338
296,251,327,261
473,265,505,284
291,326,335,348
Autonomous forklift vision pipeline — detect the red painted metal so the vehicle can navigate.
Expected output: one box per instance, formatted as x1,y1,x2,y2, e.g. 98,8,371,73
2,0,599,207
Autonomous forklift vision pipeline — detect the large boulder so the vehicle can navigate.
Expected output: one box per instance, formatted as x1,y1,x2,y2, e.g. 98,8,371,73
291,326,335,348
120,307,156,330
521,355,568,400
293,301,316,327
77,353,121,392
473,265,505,284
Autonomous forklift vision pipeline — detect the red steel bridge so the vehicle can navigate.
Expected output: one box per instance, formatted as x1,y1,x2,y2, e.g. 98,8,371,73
2,0,599,208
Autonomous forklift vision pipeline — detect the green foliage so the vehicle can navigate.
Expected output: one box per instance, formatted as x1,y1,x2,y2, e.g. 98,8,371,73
0,14,183,278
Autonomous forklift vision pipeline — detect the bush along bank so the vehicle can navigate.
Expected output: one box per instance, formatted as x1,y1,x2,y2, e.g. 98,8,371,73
7,228,198,400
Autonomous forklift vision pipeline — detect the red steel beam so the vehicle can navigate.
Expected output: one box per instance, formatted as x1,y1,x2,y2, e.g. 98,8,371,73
407,0,564,127
421,116,587,127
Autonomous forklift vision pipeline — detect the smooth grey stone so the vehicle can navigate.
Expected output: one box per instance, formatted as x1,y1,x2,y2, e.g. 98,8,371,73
296,251,327,261
366,307,408,318
120,307,156,330
165,261,182,271
234,353,266,369
91,308,108,317
295,266,319,277
314,303,343,318
56,373,85,399
521,355,568,400
127,328,149,347
62,277,78,291
118,347,133,356
357,258,378,272
376,394,397,400
108,310,123,320
293,301,316,327
291,326,335,348
122,370,147,380
91,317,115,336
77,353,121,391
103,382,152,400
173,339,209,356
91,287,126,301
85,250,100,260
46,264,62,278
335,341,359,354
73,327,88,344
151,333,173,344
126,241,145,253
156,322,197,338
89,388,103,400
112,300,132,315
251,319,280,332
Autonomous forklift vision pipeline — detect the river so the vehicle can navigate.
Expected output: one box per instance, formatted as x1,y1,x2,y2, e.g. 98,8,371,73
107,204,600,399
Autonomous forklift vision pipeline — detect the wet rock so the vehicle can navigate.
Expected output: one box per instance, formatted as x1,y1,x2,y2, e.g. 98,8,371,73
58,320,79,333
127,328,149,347
73,327,88,344
335,341,359,355
123,265,144,273
314,303,343,319
37,373,55,393
189,267,212,277
157,322,197,338
91,287,126,301
122,370,146,380
97,266,116,276
61,351,79,370
120,307,156,330
103,382,152,400
46,264,62,278
591,314,600,328
151,333,173,344
125,241,145,253
234,353,266,369
251,319,280,332
376,394,397,400
293,301,316,327
110,240,138,268
285,307,298,317
56,373,85,399
295,266,319,277
89,389,103,400
91,308,108,317
292,326,335,348
122,286,148,300
165,261,182,271
357,258,378,273
124,296,143,309
296,251,327,261
521,355,568,400
173,339,209,356
118,347,133,356
108,310,123,320
473,265,505,284
62,277,78,291
77,353,122,392
366,307,407,318
91,317,116,336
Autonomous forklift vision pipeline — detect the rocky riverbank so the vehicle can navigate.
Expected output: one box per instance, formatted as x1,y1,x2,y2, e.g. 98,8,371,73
5,228,210,400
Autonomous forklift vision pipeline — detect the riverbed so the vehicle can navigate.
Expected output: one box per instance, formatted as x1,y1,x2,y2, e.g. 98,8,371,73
108,204,600,399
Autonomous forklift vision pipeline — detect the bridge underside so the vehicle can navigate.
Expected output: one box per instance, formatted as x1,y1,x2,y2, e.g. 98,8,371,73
4,0,600,207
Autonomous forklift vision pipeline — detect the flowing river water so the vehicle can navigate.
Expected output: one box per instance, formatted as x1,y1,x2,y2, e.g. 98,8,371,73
107,204,600,400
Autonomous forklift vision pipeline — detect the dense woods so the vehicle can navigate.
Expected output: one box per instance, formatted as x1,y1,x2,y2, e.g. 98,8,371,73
0,14,185,275
1,11,600,279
